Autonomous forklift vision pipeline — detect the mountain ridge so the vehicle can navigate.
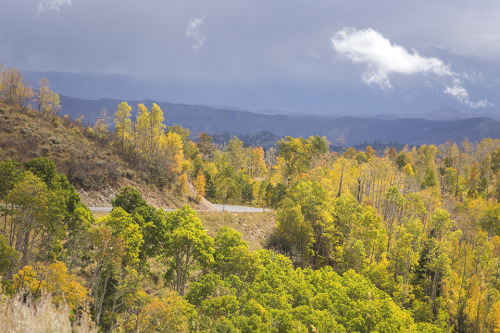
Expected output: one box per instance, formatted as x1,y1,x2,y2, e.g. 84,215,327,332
58,95,500,147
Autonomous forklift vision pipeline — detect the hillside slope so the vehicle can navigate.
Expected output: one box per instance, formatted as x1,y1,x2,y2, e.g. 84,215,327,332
0,103,216,210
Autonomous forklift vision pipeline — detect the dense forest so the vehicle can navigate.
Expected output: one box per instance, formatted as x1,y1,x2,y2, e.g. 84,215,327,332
2,65,500,332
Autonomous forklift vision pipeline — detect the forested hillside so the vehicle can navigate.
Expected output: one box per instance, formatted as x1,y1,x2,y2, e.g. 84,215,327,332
3,65,500,332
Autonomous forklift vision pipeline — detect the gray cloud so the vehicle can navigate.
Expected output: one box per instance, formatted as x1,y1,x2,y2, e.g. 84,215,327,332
1,1,499,113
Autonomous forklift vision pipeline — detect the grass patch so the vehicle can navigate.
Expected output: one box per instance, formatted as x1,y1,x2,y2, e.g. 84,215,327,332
90,210,110,220
198,211,275,251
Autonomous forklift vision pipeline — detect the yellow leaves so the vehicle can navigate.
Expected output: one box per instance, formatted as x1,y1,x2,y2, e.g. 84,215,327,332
120,291,193,333
159,132,186,179
403,163,414,177
0,67,34,111
194,169,206,200
181,160,191,173
38,77,60,117
12,261,89,312
250,147,266,178
491,302,500,333
178,174,188,196
136,103,166,156
114,102,132,147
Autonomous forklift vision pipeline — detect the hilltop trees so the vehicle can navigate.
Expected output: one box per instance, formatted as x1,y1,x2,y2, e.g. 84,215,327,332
112,102,191,190
37,77,60,118
0,67,34,112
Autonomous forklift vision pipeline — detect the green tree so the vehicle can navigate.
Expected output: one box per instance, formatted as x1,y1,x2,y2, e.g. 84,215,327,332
227,136,246,172
5,172,61,267
276,136,310,186
162,206,214,296
24,157,57,185
0,235,18,277
213,226,255,280
197,132,216,160
273,205,314,267
101,207,144,266
112,186,148,214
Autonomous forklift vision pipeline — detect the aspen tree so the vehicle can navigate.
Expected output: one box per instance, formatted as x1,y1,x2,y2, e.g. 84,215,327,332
135,103,149,154
38,77,60,118
148,103,165,156
114,102,132,150
0,68,34,112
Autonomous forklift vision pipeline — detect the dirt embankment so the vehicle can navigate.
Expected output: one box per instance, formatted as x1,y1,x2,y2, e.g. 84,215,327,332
76,180,217,211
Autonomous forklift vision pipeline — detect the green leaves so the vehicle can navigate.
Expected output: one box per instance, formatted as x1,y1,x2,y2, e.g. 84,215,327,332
112,186,148,214
162,205,214,296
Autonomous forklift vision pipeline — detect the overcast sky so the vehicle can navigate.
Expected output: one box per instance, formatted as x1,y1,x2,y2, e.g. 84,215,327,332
2,0,500,114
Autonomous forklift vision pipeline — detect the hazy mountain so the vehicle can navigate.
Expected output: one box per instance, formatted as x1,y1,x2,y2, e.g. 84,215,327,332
25,70,499,118
58,95,500,147
375,108,500,121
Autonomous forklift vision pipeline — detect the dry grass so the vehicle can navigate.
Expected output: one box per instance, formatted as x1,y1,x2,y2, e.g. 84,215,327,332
0,293,96,333
91,210,276,251
0,103,212,211
198,211,275,251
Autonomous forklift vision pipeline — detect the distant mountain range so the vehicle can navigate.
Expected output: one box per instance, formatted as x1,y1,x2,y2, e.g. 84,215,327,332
59,95,500,147
374,108,500,121
24,70,500,120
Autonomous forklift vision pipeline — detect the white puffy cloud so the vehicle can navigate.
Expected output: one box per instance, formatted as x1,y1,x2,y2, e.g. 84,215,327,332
331,27,492,108
186,14,207,54
331,28,452,89
444,79,492,108
36,0,72,15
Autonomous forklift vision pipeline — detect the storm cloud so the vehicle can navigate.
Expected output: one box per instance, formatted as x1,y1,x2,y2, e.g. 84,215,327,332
2,1,499,113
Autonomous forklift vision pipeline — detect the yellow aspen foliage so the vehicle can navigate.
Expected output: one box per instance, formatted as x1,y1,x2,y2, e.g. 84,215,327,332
114,102,132,149
121,292,194,333
366,145,376,158
0,67,34,111
148,103,166,156
204,162,218,178
181,160,191,174
178,173,188,195
38,77,60,117
465,274,489,332
135,103,150,154
271,156,287,185
250,147,266,178
403,163,414,176
12,261,89,312
160,132,185,179
194,169,206,202
491,302,500,332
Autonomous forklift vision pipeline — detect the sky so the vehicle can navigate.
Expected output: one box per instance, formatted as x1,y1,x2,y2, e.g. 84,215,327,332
2,0,500,115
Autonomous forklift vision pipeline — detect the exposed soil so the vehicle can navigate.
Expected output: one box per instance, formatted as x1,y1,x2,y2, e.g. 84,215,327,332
77,180,217,211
